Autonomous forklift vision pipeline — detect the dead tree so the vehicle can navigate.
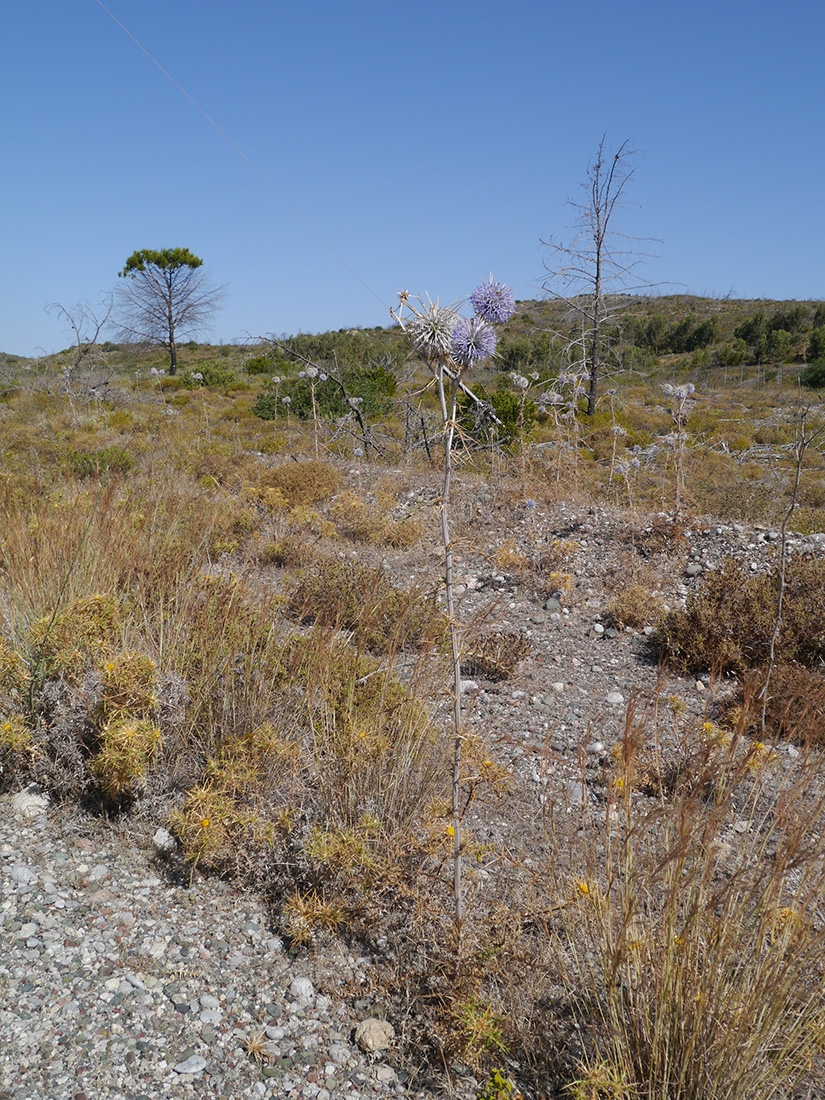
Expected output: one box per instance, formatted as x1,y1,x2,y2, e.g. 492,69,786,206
541,137,657,415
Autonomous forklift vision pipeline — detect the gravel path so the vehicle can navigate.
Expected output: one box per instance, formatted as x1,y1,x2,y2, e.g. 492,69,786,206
0,790,430,1100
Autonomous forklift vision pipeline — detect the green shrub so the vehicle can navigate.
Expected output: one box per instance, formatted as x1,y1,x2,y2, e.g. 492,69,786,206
68,446,135,479
800,359,825,388
245,355,273,375
458,384,537,445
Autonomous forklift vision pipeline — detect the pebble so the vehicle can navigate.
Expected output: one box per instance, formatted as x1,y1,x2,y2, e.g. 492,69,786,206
606,691,625,705
0,795,434,1100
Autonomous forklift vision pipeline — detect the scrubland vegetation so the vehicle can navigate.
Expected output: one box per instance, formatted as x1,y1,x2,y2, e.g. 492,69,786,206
2,295,825,1098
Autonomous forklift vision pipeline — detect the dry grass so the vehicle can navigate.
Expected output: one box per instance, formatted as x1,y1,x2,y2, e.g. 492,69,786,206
2,356,825,1096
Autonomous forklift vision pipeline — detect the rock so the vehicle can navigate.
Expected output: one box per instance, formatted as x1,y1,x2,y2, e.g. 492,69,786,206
11,786,49,819
592,623,605,635
606,691,625,706
566,780,589,806
289,976,315,1002
153,828,177,855
8,864,38,886
459,679,479,694
685,562,703,577
544,597,561,612
328,1042,351,1065
354,1018,395,1053
174,1054,208,1075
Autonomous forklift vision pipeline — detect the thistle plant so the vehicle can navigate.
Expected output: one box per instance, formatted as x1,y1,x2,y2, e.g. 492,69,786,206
393,279,515,964
298,365,328,455
508,369,551,488
661,382,695,514
540,371,587,483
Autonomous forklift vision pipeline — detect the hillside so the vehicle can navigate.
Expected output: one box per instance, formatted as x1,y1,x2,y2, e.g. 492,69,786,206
1,295,825,1097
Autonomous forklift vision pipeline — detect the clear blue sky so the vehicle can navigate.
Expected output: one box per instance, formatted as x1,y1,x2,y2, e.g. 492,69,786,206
4,0,824,357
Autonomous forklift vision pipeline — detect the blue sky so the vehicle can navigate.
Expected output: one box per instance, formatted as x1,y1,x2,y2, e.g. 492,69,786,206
3,0,824,357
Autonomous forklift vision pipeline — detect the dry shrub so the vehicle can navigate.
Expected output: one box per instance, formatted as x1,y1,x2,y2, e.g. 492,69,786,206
607,584,665,630
494,539,529,572
260,459,339,506
90,717,161,798
628,516,689,557
656,555,825,675
331,490,424,548
462,630,532,681
256,534,315,568
289,557,445,654
167,628,448,931
733,664,825,745
29,594,120,677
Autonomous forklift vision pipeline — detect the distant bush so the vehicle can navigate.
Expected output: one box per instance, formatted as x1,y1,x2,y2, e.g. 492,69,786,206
457,384,537,445
181,363,237,389
800,359,825,389
252,364,396,422
245,355,273,375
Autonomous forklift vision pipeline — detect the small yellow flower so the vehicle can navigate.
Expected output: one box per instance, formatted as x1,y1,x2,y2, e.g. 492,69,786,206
199,818,211,829
446,825,455,837
575,880,590,896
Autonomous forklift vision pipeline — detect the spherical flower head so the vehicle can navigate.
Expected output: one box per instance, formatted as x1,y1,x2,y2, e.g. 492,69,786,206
470,279,516,324
408,302,459,360
451,317,497,366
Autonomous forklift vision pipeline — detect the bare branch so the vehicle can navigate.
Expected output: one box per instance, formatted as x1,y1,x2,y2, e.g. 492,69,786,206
541,136,662,414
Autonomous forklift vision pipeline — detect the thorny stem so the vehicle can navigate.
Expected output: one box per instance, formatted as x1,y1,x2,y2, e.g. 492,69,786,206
392,295,468,965
436,358,465,962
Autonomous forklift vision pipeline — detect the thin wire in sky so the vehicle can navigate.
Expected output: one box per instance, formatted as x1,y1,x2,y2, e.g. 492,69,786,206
93,0,389,313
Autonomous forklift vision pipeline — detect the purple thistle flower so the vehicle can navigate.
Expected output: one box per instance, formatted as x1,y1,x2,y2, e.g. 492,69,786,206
451,317,497,366
470,279,516,324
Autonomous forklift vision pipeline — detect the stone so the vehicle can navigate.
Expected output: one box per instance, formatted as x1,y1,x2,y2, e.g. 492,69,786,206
606,691,624,705
11,786,49,819
173,1054,208,1075
685,562,703,577
289,976,315,1002
153,828,177,855
566,780,588,806
354,1017,395,1053
8,864,38,886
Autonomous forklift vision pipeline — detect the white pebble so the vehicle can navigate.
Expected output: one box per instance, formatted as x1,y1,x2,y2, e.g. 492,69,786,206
289,976,315,1002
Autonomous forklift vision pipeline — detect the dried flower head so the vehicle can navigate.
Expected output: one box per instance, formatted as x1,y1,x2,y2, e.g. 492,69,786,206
470,279,516,324
407,301,459,360
451,317,497,366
